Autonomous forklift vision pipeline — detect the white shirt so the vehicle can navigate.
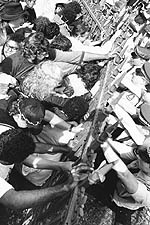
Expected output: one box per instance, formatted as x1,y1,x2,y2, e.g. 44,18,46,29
0,177,14,199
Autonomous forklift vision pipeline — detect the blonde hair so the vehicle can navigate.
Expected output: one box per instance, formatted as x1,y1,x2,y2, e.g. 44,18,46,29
21,61,63,100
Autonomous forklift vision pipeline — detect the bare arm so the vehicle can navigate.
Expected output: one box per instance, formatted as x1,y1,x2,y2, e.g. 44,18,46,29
102,140,138,194
23,154,73,171
116,169,138,194
44,110,84,133
83,52,113,62
44,110,71,130
34,142,71,154
0,182,76,210
55,49,114,64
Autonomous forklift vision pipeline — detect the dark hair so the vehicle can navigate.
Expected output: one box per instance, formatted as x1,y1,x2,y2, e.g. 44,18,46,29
65,1,81,14
136,145,150,163
50,33,72,51
63,96,89,122
22,32,50,63
76,62,102,90
55,3,65,12
59,8,77,25
134,12,147,25
2,32,22,58
131,51,138,59
14,27,32,42
24,6,36,24
0,129,35,164
35,16,60,40
19,97,45,125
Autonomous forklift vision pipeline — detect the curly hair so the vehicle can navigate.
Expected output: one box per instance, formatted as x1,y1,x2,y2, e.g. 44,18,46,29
49,33,72,51
19,97,45,124
21,61,63,100
0,129,35,164
22,32,50,64
76,62,102,90
35,16,60,40
63,96,89,122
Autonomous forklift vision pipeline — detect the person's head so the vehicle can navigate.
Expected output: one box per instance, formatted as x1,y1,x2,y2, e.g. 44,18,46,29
59,8,77,25
1,2,28,28
141,61,150,84
71,22,88,35
134,12,147,25
135,145,150,175
65,1,82,15
0,128,35,165
76,62,102,90
22,32,50,64
134,45,150,60
18,97,45,128
2,33,22,58
35,16,60,40
55,3,65,14
138,103,150,127
49,33,72,51
21,61,63,100
15,27,33,41
63,96,89,122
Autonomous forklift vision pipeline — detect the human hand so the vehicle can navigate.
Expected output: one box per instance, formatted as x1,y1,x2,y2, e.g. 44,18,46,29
71,162,93,181
101,141,127,173
88,160,115,184
64,161,74,171
107,51,118,59
71,124,84,133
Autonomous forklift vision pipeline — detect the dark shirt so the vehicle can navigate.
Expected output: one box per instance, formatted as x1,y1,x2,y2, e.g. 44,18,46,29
0,108,18,128
0,52,34,83
0,49,56,83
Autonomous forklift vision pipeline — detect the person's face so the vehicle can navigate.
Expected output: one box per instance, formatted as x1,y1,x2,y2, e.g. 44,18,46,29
3,40,19,57
36,51,49,63
11,16,25,28
77,32,89,43
55,5,64,14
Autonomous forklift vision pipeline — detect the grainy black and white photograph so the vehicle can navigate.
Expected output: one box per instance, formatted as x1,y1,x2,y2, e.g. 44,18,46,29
0,0,150,224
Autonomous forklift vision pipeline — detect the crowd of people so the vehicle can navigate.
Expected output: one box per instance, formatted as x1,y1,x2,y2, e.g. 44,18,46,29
0,0,150,224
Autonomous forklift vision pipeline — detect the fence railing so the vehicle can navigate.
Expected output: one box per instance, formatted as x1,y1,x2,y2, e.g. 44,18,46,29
12,1,141,225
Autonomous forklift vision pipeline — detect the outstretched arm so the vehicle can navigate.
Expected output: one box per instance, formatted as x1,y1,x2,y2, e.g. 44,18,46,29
101,141,150,206
55,49,114,64
23,154,73,171
0,179,76,210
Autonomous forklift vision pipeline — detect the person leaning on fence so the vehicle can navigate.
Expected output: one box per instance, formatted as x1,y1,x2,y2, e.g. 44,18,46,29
0,31,115,86
91,138,150,224
0,126,79,211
